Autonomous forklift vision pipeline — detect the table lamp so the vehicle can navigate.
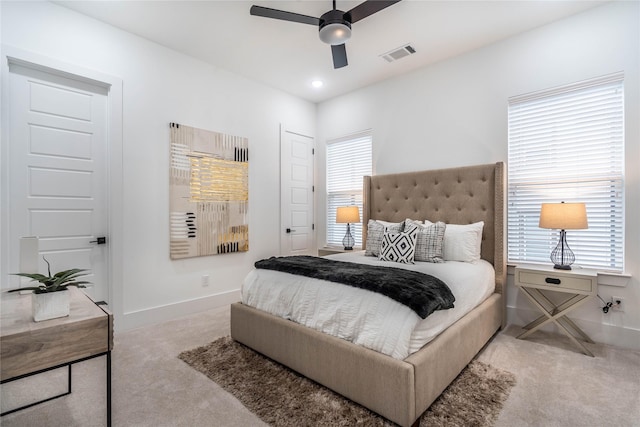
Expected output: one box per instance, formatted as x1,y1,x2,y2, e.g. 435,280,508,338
539,202,588,270
336,206,360,250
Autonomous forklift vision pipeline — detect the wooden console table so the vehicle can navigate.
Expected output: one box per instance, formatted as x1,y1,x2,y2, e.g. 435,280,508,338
1,287,113,425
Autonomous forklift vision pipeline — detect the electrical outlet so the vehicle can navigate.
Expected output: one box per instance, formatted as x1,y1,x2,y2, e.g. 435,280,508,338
201,274,210,287
612,296,624,312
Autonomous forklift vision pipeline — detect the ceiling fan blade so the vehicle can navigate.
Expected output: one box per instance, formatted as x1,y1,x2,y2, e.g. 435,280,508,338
347,0,401,23
250,5,320,26
331,44,348,69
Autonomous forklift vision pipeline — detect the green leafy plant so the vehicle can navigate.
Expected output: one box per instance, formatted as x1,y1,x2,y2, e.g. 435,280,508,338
10,257,91,294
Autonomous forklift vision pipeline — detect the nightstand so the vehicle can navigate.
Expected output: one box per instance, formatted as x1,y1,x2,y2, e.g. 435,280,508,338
317,247,361,256
515,264,597,356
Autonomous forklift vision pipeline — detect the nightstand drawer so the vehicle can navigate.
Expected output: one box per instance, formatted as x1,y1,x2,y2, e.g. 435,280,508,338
516,269,596,294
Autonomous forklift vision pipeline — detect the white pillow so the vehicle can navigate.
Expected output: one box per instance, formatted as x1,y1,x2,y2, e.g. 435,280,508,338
424,220,484,262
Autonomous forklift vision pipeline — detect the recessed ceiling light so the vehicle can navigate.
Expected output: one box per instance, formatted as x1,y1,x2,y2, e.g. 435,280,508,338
311,80,324,88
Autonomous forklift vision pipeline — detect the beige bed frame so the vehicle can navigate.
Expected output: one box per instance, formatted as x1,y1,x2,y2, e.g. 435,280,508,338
231,162,506,427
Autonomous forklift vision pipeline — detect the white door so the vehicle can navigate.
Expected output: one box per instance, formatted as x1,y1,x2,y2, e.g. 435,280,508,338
280,128,315,255
7,63,110,303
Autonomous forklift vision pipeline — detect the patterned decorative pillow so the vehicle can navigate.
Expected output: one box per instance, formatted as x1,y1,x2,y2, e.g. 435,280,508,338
405,219,446,263
365,220,404,257
379,223,419,264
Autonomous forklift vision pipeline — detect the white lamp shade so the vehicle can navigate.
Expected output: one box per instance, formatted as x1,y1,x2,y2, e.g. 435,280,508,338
319,23,352,45
336,206,360,224
539,203,588,230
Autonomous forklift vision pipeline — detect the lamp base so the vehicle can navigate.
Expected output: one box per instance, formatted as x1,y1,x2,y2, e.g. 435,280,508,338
342,223,355,252
550,229,575,271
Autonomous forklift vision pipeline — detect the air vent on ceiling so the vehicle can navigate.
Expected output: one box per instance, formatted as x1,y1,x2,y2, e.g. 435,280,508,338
380,44,416,63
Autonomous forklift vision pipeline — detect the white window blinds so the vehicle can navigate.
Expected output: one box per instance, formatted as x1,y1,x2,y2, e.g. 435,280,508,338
508,72,624,271
326,132,372,247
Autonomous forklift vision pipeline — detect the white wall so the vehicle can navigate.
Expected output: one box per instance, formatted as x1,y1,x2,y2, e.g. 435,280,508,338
1,1,316,330
316,1,640,349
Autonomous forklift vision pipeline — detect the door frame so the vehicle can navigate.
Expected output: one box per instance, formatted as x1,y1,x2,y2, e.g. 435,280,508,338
1,45,124,323
279,124,316,255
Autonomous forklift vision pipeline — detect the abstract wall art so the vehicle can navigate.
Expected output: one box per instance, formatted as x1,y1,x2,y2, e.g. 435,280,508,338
169,123,249,259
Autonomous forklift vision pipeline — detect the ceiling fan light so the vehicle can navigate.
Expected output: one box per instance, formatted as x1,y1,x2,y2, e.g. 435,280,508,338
319,23,352,45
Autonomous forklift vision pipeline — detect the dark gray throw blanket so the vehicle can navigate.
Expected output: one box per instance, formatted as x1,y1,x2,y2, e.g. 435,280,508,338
254,256,455,319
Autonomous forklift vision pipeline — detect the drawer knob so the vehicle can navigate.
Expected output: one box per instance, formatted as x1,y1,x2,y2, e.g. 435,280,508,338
545,277,561,285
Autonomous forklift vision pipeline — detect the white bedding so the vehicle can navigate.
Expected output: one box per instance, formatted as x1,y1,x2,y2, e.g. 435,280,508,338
241,252,495,359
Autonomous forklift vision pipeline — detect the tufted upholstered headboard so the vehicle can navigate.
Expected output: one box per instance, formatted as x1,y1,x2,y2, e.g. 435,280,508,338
362,162,506,295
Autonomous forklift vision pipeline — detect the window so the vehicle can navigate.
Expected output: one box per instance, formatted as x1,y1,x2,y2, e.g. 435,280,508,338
508,73,624,271
326,132,372,247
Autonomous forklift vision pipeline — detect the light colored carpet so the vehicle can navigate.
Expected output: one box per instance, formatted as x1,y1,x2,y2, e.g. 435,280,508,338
478,326,640,427
1,305,639,426
178,336,515,426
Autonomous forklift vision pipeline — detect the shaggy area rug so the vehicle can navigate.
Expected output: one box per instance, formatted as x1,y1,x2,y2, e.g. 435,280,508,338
179,336,515,427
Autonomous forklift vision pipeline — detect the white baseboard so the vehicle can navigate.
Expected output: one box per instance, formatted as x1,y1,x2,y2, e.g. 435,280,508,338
118,289,241,332
507,305,640,351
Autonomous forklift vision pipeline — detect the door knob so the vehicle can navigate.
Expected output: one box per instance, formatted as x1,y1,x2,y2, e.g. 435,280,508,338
286,228,297,233
90,237,107,245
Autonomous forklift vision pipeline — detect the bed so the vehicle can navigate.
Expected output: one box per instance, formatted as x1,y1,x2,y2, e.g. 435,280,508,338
231,162,506,427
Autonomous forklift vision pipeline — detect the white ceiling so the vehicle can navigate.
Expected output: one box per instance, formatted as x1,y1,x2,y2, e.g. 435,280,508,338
56,0,607,103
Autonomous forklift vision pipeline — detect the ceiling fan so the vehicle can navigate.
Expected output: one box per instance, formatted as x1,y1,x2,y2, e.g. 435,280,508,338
250,0,402,69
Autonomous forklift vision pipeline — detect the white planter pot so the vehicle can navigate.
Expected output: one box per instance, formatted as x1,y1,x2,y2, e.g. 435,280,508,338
32,290,70,322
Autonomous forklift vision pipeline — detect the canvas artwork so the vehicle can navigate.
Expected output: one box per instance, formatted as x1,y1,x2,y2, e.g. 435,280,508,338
169,123,249,259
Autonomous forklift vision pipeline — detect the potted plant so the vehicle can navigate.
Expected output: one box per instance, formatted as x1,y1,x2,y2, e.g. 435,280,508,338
10,257,91,322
